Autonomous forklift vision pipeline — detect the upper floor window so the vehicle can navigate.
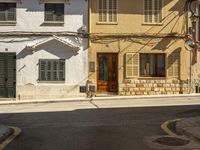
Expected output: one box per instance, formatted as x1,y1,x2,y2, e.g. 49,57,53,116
98,0,118,23
0,3,16,22
45,3,64,23
144,0,162,24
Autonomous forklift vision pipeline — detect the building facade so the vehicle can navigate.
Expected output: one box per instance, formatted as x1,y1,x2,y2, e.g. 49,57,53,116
0,0,88,100
88,0,200,96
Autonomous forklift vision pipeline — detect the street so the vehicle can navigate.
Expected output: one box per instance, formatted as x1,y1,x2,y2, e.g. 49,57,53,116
0,97,200,150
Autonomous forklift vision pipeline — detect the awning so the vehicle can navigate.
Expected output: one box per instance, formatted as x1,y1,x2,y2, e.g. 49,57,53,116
26,35,80,51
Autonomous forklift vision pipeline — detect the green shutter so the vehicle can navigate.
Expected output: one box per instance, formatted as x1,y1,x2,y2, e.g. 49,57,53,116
0,3,6,21
40,60,47,81
55,4,64,21
7,3,16,21
0,3,16,21
58,60,65,81
39,60,65,81
45,4,54,21
45,3,64,22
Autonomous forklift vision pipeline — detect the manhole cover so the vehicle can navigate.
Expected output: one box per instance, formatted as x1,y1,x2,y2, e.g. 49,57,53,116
153,137,190,146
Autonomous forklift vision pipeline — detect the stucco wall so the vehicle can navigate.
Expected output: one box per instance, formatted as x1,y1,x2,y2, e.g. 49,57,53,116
89,38,189,82
0,0,88,32
0,36,88,99
0,0,89,99
90,0,186,35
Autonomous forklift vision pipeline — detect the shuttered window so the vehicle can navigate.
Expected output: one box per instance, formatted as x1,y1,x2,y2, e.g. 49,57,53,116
39,59,65,81
167,52,180,78
126,53,139,78
140,53,165,77
45,3,64,22
0,3,16,21
144,0,162,24
98,0,117,23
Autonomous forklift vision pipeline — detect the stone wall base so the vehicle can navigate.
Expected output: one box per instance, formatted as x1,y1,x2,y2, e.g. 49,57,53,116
119,79,189,96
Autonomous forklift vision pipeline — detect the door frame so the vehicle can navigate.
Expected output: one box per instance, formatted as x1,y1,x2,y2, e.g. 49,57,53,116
97,52,118,93
0,52,17,98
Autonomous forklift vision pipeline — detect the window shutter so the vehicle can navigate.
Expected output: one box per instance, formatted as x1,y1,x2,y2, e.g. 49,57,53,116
40,60,47,81
55,4,64,21
58,60,65,81
39,60,65,81
99,0,107,22
98,0,117,23
0,3,6,21
167,52,180,78
7,3,16,21
144,0,162,23
45,4,54,21
126,53,139,78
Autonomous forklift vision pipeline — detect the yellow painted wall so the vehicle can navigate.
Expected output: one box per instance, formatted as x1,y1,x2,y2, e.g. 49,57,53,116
90,0,186,35
89,0,200,93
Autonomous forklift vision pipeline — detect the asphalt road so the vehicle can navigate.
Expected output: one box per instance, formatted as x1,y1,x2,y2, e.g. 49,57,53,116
0,103,200,150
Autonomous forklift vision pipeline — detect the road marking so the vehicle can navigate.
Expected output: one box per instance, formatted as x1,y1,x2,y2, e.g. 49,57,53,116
0,126,21,150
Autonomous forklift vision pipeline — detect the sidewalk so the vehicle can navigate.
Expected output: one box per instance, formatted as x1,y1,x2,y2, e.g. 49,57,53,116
176,117,200,142
0,93,200,105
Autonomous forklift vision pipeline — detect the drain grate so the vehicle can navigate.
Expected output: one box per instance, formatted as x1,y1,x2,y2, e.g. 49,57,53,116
153,137,190,146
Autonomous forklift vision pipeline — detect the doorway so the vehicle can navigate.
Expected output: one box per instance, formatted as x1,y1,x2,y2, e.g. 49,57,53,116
97,53,118,92
0,53,16,98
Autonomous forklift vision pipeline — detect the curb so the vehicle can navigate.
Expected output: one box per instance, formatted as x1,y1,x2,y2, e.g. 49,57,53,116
161,119,182,137
0,94,200,105
0,126,21,150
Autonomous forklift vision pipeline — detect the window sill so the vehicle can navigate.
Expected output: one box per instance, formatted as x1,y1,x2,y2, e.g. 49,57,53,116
138,77,167,80
0,21,17,26
96,22,118,25
37,81,65,84
41,21,64,26
142,23,163,26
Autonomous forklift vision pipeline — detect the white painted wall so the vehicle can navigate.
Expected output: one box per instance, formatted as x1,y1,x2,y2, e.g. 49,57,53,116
0,36,88,86
0,0,88,99
0,0,88,32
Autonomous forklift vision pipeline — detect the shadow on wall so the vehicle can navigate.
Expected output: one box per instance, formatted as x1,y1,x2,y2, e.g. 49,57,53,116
152,38,178,51
167,47,181,78
17,39,78,59
91,0,186,16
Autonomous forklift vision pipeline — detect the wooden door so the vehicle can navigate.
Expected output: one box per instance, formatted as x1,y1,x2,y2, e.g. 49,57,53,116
0,53,16,98
97,53,118,92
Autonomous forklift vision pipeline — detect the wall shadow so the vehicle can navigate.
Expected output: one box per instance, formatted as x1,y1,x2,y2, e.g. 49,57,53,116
17,39,78,59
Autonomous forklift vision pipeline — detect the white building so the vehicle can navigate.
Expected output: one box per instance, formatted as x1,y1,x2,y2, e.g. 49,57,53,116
0,0,88,100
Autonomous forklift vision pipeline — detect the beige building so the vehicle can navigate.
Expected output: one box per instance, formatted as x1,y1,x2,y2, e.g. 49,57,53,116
88,0,200,96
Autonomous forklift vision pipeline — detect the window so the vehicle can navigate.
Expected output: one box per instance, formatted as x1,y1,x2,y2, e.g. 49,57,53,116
98,0,117,23
144,0,162,24
167,52,180,78
0,3,16,22
140,53,165,77
44,3,64,22
39,59,65,81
